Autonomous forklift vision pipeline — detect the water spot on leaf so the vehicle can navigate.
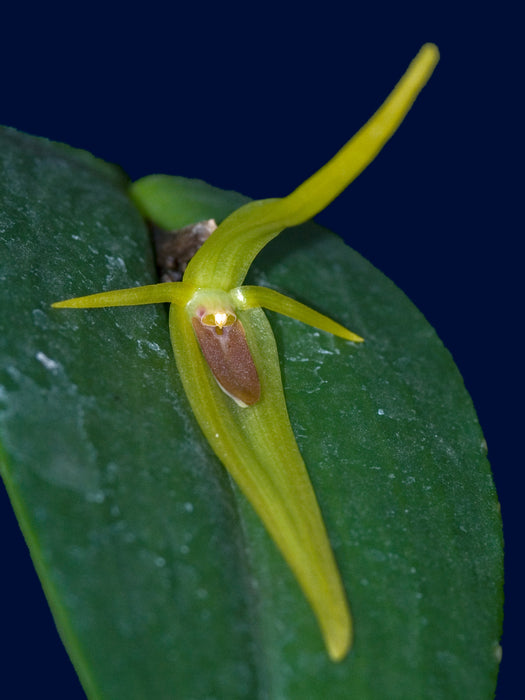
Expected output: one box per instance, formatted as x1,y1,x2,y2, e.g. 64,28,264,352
35,351,60,373
32,308,49,330
86,490,105,504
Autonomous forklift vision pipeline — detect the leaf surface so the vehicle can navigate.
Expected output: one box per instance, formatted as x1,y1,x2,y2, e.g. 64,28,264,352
0,128,503,698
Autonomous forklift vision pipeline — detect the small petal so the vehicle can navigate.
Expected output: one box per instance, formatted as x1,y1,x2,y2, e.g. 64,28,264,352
232,285,364,342
52,281,195,309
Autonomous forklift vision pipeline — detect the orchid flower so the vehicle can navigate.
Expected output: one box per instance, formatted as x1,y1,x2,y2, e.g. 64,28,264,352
53,44,439,661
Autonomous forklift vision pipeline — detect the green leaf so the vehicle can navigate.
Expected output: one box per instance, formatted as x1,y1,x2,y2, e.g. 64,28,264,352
1,128,503,698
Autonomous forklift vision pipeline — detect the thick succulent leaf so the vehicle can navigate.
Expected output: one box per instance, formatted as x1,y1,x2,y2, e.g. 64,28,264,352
1,128,503,698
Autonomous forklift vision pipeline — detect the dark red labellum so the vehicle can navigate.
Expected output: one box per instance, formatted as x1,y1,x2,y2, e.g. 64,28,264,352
192,316,260,406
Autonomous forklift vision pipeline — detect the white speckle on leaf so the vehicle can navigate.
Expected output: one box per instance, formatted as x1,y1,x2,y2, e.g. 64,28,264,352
35,351,60,373
86,490,105,504
137,339,169,359
32,309,49,329
104,254,128,286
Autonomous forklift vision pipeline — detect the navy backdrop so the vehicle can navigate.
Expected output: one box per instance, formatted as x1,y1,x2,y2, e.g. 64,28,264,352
1,3,518,697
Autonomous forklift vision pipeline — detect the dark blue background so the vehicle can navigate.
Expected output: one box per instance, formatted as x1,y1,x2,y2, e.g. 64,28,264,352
1,3,517,697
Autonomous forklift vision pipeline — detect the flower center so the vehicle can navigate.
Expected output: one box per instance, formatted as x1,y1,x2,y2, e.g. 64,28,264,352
201,310,236,334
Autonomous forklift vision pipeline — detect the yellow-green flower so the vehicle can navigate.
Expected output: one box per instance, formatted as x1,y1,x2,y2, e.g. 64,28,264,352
53,44,439,661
